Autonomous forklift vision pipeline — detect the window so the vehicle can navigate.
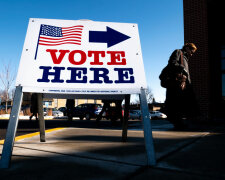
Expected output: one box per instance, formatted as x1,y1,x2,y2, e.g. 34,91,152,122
43,101,52,106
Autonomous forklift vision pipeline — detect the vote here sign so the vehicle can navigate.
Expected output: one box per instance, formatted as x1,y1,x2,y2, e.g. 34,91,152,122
16,18,147,94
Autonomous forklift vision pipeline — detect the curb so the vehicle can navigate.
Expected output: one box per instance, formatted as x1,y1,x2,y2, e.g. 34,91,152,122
0,127,65,145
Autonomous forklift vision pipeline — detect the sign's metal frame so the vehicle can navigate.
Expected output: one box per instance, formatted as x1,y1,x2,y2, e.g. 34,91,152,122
0,86,156,168
0,19,156,168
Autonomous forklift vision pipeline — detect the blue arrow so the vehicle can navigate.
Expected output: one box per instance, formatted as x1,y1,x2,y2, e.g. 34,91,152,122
89,26,130,48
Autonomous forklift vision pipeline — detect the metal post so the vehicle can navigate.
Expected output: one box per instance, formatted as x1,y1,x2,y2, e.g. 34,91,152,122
0,86,23,169
37,93,45,142
122,95,130,142
139,88,156,166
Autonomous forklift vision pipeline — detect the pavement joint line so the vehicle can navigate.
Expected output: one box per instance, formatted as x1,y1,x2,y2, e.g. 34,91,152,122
149,164,225,179
156,131,210,162
61,127,146,133
10,145,143,168
127,131,224,179
125,165,218,180
0,127,65,145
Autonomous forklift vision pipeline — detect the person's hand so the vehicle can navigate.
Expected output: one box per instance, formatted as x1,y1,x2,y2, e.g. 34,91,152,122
180,81,186,90
180,75,187,90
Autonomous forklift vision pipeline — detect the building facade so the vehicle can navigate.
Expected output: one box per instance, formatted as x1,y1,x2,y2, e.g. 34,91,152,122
183,0,225,121
22,92,102,108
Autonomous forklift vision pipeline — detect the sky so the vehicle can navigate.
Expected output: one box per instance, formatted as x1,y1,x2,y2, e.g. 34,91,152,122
0,0,184,103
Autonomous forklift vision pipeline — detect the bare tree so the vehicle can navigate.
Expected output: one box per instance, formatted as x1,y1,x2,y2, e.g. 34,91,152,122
131,86,154,105
0,90,7,104
133,94,140,105
145,86,154,104
0,62,16,113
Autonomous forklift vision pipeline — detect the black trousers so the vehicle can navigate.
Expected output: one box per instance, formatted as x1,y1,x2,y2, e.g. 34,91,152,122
165,84,199,126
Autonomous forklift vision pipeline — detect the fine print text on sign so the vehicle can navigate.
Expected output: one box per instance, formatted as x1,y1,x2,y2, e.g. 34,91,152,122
16,18,147,94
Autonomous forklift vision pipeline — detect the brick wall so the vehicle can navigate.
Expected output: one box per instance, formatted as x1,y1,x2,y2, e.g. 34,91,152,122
183,0,210,120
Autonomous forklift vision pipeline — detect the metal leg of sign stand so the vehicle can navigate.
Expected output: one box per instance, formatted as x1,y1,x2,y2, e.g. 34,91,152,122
0,86,23,169
122,95,130,142
139,88,156,166
37,93,45,142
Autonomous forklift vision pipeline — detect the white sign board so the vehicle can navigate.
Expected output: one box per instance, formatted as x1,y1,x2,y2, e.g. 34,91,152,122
16,18,147,94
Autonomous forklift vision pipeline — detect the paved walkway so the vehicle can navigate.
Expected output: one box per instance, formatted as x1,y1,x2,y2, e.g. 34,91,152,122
0,121,225,180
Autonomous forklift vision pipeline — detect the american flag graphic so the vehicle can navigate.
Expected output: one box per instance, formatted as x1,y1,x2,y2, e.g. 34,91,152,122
35,24,84,59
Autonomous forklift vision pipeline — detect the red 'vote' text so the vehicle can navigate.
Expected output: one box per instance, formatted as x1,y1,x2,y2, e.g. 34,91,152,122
46,49,127,65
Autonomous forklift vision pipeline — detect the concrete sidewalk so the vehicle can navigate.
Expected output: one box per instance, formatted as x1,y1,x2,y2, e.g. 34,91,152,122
0,124,225,179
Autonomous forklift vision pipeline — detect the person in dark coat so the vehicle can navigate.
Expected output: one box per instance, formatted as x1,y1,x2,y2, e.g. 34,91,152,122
66,99,75,121
113,100,123,123
165,43,199,129
29,93,38,121
96,100,111,123
96,99,123,125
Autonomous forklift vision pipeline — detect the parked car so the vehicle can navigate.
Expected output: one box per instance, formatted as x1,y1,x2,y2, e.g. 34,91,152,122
149,111,167,119
0,105,12,114
43,108,64,117
129,110,141,120
0,105,12,110
43,108,48,116
71,103,102,120
102,106,123,121
58,107,67,116
52,108,64,117
0,105,5,111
